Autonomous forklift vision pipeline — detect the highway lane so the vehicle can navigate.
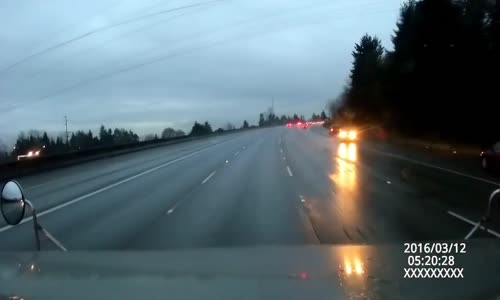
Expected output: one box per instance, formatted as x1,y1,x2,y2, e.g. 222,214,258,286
0,126,498,251
286,126,500,243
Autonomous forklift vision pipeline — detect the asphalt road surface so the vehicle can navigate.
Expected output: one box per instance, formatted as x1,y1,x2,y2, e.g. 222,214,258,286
1,126,499,251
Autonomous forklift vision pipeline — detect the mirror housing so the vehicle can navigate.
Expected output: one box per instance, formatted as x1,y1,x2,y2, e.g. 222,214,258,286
485,189,500,222
1,180,26,225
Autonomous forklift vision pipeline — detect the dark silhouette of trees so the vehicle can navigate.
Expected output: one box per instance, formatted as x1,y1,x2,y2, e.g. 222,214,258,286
13,131,45,156
310,111,328,121
344,34,385,124
0,140,9,161
9,124,142,159
70,130,97,149
144,134,155,141
267,113,278,125
203,121,212,133
189,121,213,136
161,128,174,138
112,128,139,144
161,127,185,139
331,0,498,145
258,113,265,127
97,125,138,146
257,112,308,127
320,110,328,120
99,125,113,146
242,120,249,129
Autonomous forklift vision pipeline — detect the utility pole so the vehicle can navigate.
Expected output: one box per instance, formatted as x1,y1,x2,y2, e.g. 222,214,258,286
64,115,69,147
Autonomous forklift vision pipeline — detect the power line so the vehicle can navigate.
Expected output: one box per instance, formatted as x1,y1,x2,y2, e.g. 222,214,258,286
23,0,128,59
24,7,204,80
37,7,396,97
0,0,225,76
8,0,388,80
2,2,397,112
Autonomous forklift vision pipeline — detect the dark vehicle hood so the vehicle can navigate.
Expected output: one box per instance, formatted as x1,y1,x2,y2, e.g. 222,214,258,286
0,241,499,300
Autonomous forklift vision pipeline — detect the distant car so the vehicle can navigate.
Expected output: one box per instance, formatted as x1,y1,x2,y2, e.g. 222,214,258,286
17,149,42,161
286,123,292,128
480,141,500,170
329,126,340,136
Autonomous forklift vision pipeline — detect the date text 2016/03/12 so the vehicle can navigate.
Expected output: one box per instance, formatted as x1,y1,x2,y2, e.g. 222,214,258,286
404,243,466,254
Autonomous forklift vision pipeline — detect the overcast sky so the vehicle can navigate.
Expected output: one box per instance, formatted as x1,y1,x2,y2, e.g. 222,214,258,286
0,0,401,145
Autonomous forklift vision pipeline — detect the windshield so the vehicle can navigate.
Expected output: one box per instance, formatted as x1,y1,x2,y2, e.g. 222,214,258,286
0,0,499,296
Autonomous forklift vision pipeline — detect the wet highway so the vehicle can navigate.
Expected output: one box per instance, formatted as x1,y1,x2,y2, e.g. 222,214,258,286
0,126,499,250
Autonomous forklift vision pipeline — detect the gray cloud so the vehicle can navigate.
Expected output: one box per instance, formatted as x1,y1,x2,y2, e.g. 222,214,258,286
0,0,400,145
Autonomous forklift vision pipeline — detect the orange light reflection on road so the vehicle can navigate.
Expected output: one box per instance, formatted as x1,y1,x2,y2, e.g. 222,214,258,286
333,143,357,190
329,142,360,226
354,258,364,275
337,143,357,162
345,261,352,275
336,248,369,281
325,246,370,295
342,256,364,277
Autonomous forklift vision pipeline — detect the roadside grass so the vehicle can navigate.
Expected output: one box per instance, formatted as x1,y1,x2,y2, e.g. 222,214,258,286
360,125,483,156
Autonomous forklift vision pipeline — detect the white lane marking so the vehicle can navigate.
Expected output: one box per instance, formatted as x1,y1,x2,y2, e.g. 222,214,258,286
366,148,500,186
280,148,283,153
286,166,293,177
234,151,239,156
201,171,216,184
297,205,320,244
225,160,229,163
0,141,229,234
448,211,500,238
386,180,391,184
464,223,481,240
299,195,305,203
282,157,286,160
166,208,174,215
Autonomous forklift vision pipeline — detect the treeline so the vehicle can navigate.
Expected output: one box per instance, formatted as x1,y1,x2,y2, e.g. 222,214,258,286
10,124,186,159
12,125,141,157
188,119,251,135
258,111,327,127
330,0,498,145
7,118,249,160
4,109,322,162
144,127,186,141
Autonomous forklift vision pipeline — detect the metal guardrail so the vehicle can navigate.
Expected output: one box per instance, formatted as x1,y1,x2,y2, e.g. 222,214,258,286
0,128,255,180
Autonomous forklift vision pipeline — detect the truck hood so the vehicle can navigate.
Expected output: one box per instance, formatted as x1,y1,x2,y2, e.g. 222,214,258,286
0,241,499,300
